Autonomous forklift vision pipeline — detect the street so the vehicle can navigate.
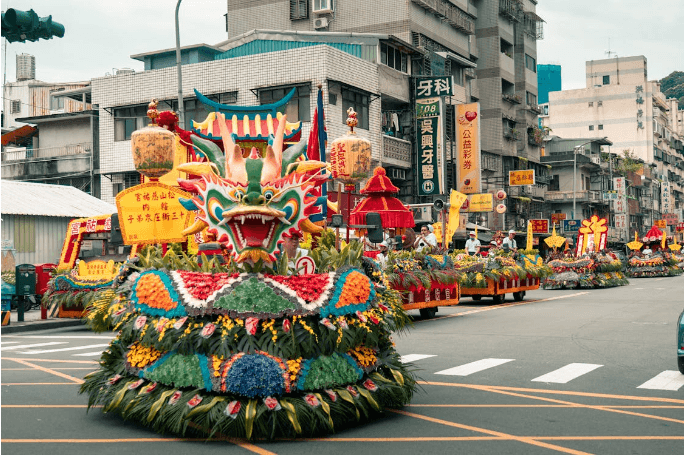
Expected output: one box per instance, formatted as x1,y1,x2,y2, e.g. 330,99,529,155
2,276,683,455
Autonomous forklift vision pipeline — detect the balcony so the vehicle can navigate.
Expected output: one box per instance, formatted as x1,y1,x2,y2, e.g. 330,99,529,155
544,190,603,203
1,142,92,162
382,135,412,168
502,93,522,104
526,103,543,115
503,128,520,141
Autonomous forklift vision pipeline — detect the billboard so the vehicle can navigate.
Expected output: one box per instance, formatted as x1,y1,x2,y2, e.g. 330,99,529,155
456,103,481,194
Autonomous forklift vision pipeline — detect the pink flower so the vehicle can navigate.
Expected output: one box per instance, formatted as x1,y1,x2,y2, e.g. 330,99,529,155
200,323,216,338
337,318,348,330
134,315,147,330
141,382,158,394
346,385,359,397
325,389,337,402
363,379,378,392
320,318,336,330
263,397,281,411
304,394,320,407
127,379,144,390
377,303,389,312
155,317,168,332
282,318,291,333
245,317,259,335
113,307,127,317
224,400,241,419
107,374,122,385
168,390,182,405
187,394,203,408
173,316,187,330
355,311,367,323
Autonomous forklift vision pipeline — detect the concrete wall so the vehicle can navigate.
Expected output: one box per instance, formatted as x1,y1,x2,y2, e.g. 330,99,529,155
0,214,73,267
35,117,92,149
1,155,92,181
585,56,648,89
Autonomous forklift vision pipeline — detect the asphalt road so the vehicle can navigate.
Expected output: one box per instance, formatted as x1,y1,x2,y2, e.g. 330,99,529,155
2,276,683,455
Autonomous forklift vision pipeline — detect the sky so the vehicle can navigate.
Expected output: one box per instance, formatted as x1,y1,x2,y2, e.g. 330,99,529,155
1,0,683,89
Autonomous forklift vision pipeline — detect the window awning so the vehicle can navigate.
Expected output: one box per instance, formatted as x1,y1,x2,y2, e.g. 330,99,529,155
435,51,477,68
1,125,37,146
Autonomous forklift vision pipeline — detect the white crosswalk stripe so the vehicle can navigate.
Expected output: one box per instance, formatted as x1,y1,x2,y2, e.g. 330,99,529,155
73,351,107,357
0,341,20,345
531,363,603,384
0,342,66,351
400,354,437,363
19,344,111,355
435,358,515,376
637,371,684,391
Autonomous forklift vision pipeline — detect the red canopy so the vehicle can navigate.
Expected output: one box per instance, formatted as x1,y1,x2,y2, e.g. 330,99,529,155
350,167,414,228
643,225,663,242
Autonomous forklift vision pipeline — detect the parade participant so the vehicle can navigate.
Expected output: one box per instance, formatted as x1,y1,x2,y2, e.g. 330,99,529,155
465,231,481,256
282,231,308,273
376,241,389,267
414,224,437,252
642,244,652,256
503,229,518,252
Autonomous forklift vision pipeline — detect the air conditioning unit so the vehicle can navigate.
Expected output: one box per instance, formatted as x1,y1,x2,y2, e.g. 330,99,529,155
313,17,329,29
313,0,334,14
390,168,406,180
590,156,601,165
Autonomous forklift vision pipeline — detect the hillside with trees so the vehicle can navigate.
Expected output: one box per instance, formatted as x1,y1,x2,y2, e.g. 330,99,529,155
660,71,684,108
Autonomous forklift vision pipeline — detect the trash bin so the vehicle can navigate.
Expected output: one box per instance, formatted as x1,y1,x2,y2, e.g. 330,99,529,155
35,263,56,320
15,264,36,296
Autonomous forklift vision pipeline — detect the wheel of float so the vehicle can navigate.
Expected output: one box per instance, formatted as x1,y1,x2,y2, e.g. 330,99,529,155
419,307,437,319
492,294,505,304
513,291,525,301
471,295,482,301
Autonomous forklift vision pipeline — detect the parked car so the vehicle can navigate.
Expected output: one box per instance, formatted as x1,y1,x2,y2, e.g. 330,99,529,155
678,308,684,374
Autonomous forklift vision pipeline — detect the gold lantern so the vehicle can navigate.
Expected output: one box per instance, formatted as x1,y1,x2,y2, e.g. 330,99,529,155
130,99,176,180
329,108,372,185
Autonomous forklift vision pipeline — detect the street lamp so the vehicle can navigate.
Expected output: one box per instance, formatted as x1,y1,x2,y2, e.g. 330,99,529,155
175,0,184,127
572,137,607,219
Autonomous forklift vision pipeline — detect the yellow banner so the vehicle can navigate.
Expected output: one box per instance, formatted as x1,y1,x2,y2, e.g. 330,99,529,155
509,169,535,186
77,260,118,279
456,103,481,194
447,189,467,239
526,221,533,250
469,193,493,212
116,182,194,245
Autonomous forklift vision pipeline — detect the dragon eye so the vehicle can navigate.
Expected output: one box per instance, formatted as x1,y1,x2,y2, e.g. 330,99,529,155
263,189,274,201
228,188,245,202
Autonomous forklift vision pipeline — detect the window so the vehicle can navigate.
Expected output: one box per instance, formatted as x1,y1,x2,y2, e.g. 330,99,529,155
549,174,560,191
10,100,21,113
526,91,537,106
260,85,310,122
589,125,594,131
114,104,149,141
313,0,333,12
341,87,370,130
380,43,408,73
588,102,593,107
525,54,536,72
50,94,64,110
289,0,308,20
603,75,610,85
14,216,35,253
598,124,604,130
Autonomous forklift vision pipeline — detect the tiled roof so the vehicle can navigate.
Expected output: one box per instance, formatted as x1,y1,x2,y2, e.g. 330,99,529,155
1,180,116,217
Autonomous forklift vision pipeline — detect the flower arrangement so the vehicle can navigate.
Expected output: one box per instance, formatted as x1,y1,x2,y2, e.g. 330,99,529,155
543,252,628,289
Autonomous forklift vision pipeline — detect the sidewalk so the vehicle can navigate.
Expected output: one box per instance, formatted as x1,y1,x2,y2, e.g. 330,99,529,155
1,308,83,334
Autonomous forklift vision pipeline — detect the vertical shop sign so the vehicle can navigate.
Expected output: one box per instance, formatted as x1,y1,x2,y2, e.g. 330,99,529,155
456,103,481,194
416,98,441,196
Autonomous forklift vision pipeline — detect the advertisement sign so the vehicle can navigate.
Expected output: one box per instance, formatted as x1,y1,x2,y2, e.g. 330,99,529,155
456,103,481,194
613,177,627,214
415,76,454,99
416,115,440,196
677,222,684,232
77,260,118,280
563,219,581,232
530,219,549,234
551,213,567,224
467,193,493,212
661,182,673,214
663,213,679,226
508,169,535,186
116,182,194,245
655,219,667,229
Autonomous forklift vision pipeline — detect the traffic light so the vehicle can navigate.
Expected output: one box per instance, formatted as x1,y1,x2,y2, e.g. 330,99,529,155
2,9,64,43
365,212,384,243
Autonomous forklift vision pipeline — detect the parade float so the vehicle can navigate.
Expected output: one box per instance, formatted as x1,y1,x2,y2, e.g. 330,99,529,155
79,92,416,440
542,216,629,289
625,227,684,278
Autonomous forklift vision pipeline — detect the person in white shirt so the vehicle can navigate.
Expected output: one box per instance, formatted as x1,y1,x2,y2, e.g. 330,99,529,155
414,225,437,252
502,229,517,252
376,241,389,268
642,245,652,256
464,232,481,256
282,232,309,274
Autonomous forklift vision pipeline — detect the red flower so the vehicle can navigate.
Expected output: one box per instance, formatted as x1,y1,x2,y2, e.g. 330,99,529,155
187,394,203,408
368,314,380,325
245,317,259,335
224,400,241,419
263,397,281,411
173,316,187,330
325,389,337,402
346,385,359,397
127,379,144,390
200,323,216,338
168,390,182,405
363,379,378,392
304,394,320,407
282,318,291,333
134,316,147,330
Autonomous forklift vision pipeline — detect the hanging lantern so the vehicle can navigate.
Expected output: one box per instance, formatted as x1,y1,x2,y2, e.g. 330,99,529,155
496,203,507,214
130,99,176,181
496,190,507,200
329,107,372,185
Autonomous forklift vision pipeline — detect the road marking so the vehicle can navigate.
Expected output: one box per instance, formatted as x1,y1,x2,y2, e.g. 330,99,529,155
637,371,684,391
0,342,66,351
532,363,603,384
400,354,437,363
435,358,514,376
20,344,110,354
7,358,84,384
1,357,98,364
0,341,20,345
73,351,106,357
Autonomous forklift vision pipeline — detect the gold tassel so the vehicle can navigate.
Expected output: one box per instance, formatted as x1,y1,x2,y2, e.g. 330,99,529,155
279,399,302,434
314,393,334,430
147,390,175,422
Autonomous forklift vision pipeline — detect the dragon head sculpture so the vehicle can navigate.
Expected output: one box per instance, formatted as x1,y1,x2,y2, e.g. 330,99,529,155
177,113,326,264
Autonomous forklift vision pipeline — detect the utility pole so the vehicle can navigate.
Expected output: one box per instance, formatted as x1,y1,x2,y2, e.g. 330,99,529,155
175,0,184,128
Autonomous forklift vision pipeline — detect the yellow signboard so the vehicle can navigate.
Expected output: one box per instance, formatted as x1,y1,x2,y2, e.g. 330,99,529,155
116,182,194,245
77,260,118,280
469,193,493,212
509,169,535,186
456,103,481,194
655,219,667,229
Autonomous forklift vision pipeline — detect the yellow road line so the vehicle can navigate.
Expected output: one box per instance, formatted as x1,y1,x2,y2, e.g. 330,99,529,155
1,367,94,371
6,358,84,384
391,409,589,455
186,421,275,455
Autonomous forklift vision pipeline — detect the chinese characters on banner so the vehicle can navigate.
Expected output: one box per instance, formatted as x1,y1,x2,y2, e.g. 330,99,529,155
508,169,535,186
551,213,567,224
530,219,549,234
416,97,443,196
467,193,493,212
58,214,112,270
663,213,679,226
415,76,455,99
456,103,481,194
661,182,672,214
614,214,628,231
612,177,628,241
115,182,194,245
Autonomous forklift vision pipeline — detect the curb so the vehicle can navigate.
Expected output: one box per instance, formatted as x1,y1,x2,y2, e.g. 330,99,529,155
1,319,83,334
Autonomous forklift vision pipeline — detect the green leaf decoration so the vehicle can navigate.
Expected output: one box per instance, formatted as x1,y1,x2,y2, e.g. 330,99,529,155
279,399,302,434
144,354,204,389
213,278,296,314
147,389,175,422
300,354,362,390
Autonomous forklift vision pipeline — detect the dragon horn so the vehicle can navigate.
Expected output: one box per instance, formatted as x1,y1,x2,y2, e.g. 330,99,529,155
262,114,287,184
299,218,324,234
181,218,209,236
218,112,246,182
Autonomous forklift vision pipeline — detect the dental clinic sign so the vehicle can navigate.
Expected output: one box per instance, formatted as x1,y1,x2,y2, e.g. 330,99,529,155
415,76,454,99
